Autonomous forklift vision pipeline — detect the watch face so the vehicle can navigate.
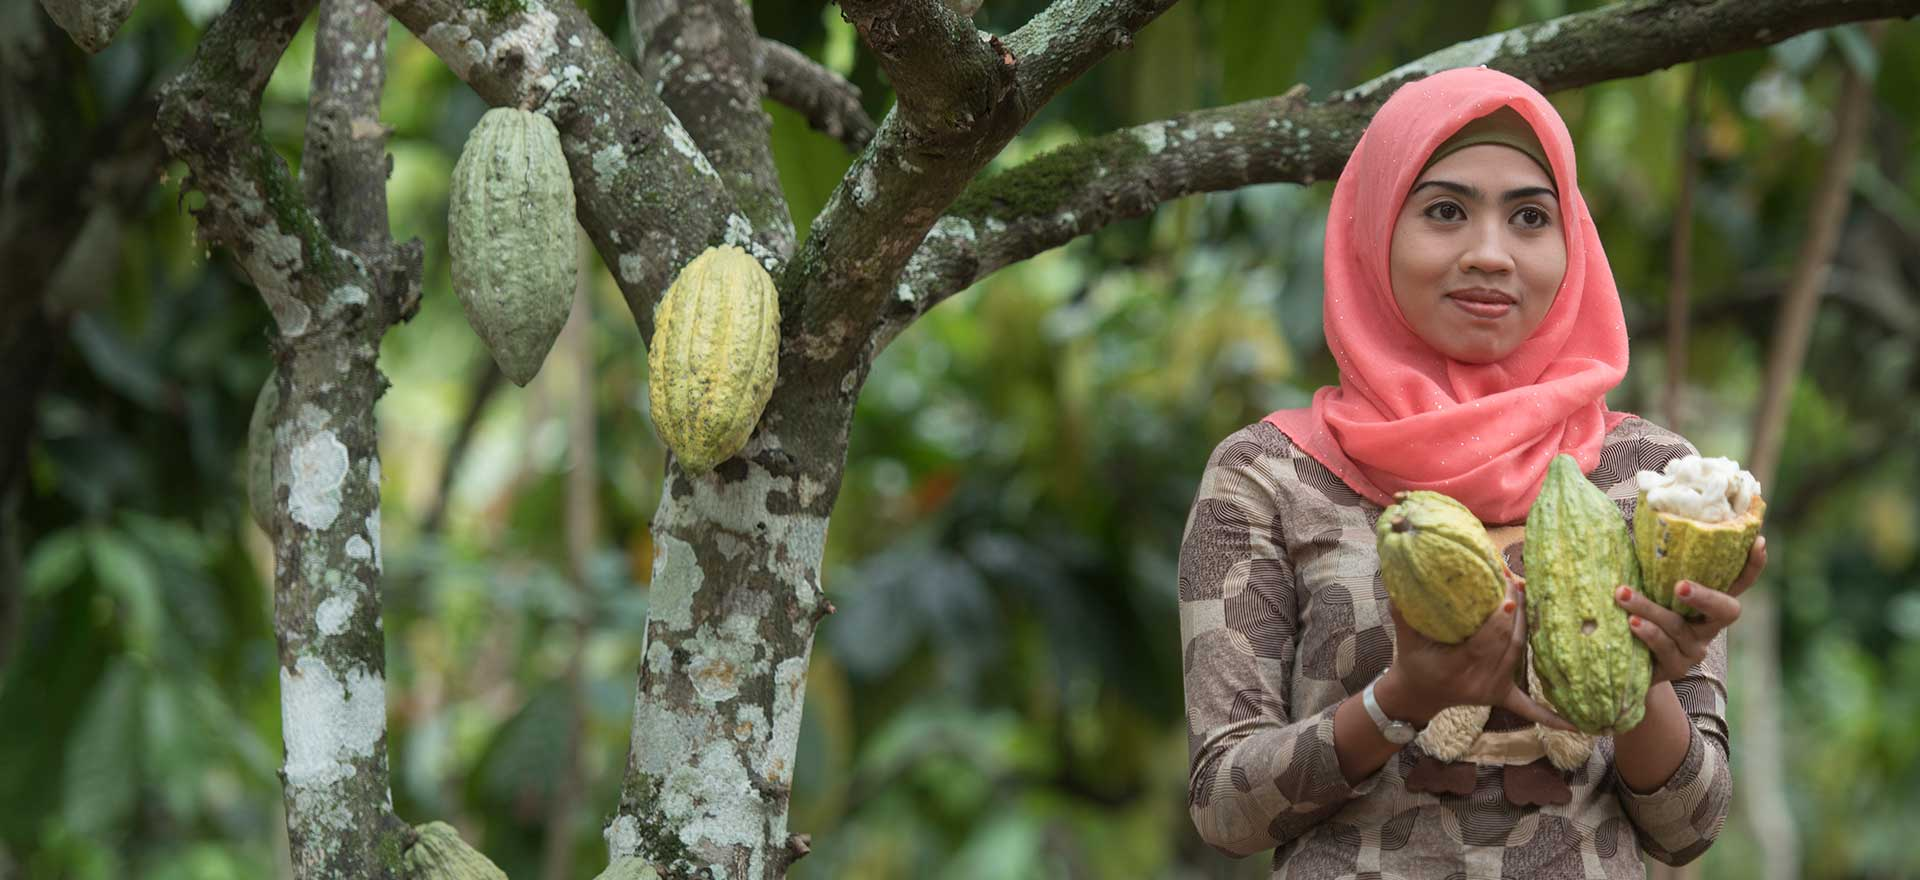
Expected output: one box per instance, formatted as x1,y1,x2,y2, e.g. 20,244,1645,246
1384,722,1415,745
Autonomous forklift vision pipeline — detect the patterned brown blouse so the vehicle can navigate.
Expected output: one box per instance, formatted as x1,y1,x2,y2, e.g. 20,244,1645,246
1179,415,1731,878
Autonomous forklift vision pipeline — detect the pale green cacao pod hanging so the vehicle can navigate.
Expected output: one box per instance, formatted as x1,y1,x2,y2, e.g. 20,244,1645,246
1376,490,1507,644
448,107,576,387
40,0,139,53
1633,455,1765,617
246,370,279,536
402,822,507,880
647,245,780,474
1524,454,1649,736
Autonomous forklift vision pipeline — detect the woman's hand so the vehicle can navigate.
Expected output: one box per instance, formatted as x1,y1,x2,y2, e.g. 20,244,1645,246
1613,536,1768,685
1376,570,1575,731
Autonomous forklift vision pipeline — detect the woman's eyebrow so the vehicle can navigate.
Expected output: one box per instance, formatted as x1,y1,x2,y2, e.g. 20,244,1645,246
1409,180,1558,202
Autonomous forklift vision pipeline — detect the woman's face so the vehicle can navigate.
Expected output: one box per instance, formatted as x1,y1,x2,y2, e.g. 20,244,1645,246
1388,144,1567,364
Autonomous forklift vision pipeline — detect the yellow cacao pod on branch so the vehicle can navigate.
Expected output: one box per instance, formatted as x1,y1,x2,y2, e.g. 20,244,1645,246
448,107,576,387
1375,490,1507,644
647,245,780,474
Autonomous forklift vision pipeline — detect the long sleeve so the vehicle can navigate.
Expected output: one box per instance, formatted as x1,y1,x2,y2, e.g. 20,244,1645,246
1610,628,1733,865
1179,445,1386,858
1605,430,1735,865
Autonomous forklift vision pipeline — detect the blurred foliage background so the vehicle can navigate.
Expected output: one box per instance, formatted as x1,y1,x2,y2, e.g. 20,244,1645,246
3,0,1919,878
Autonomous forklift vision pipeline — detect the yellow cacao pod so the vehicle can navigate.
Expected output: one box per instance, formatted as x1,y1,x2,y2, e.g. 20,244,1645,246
1375,490,1507,644
1634,455,1765,617
647,245,780,474
448,107,576,386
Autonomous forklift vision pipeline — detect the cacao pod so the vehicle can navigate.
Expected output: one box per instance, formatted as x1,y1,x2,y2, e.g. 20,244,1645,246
1523,454,1649,736
647,245,780,474
247,370,279,536
39,0,139,54
1634,455,1765,617
403,822,507,880
1376,490,1507,643
448,107,576,387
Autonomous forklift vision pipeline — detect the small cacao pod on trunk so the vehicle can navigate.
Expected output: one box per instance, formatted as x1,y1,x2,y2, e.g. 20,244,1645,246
403,821,507,879
246,370,278,536
1376,490,1507,644
448,107,576,387
1524,454,1649,736
40,0,139,53
648,245,780,474
1634,455,1764,617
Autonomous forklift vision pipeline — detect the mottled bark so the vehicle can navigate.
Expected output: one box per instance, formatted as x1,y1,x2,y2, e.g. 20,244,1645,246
837,0,1012,142
597,5,1179,877
760,40,874,152
633,0,794,261
157,0,421,874
878,0,1920,356
374,0,740,345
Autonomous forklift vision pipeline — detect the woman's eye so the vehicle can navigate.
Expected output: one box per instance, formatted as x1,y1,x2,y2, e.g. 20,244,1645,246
1425,202,1464,222
1514,206,1550,228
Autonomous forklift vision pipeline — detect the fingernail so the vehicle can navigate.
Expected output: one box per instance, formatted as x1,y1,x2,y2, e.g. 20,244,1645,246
1677,582,1693,597
1630,615,1641,628
1503,599,1517,614
1616,586,1633,602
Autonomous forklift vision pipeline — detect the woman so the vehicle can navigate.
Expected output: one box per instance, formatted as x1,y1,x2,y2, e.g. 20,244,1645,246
1177,67,1767,877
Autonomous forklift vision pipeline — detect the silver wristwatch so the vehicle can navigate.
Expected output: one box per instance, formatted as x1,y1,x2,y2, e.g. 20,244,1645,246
1362,673,1419,745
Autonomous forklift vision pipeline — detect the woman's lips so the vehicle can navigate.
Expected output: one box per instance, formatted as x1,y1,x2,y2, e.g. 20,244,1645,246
1447,293,1515,319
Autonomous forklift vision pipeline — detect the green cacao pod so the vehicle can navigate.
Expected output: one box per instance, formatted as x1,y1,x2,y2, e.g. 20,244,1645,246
448,107,576,387
647,245,780,474
1524,454,1649,736
40,0,139,54
246,370,279,536
1634,455,1765,617
1376,490,1507,643
403,821,507,880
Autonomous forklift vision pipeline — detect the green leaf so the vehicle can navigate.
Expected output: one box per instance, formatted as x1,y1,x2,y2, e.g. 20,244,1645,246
86,528,164,651
25,529,89,597
61,659,142,835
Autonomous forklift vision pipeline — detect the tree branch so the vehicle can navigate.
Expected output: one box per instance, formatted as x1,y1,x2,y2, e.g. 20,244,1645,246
159,0,424,874
760,38,874,152
877,0,1920,355
305,0,423,315
632,0,794,262
779,0,1175,398
1003,0,1180,112
375,0,740,345
837,0,1015,143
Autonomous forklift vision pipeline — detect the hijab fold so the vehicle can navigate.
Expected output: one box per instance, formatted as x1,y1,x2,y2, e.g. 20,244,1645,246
1263,67,1633,525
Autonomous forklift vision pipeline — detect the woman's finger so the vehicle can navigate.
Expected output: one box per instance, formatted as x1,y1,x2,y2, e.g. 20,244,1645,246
1725,536,1768,599
1498,586,1529,669
1614,585,1690,641
1471,585,1522,655
1500,685,1577,732
1625,608,1694,680
1674,581,1740,633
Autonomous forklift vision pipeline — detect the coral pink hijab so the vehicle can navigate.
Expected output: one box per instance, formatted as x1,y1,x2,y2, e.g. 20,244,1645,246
1263,67,1633,525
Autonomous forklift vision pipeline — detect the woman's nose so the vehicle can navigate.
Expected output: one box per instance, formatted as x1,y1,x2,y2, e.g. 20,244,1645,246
1458,223,1516,274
